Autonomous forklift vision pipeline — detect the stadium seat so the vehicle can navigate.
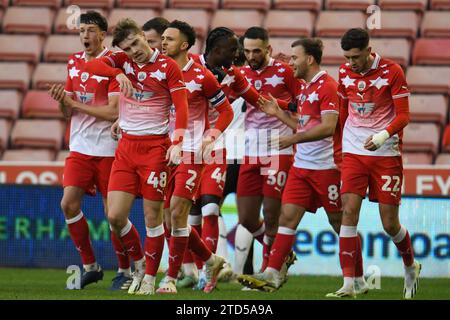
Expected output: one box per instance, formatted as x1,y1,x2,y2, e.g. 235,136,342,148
10,119,64,149
116,0,166,9
369,11,419,39
222,0,271,11
402,122,440,155
168,0,219,10
22,90,64,119
2,149,55,161
0,35,43,64
379,0,428,11
0,90,22,119
210,10,264,36
413,39,450,65
325,0,375,10
435,153,450,164
0,62,31,91
163,9,210,39
104,35,121,51
431,0,450,9
402,152,433,165
273,0,322,11
264,10,315,38
322,65,340,80
64,0,115,9
406,66,450,94
0,0,7,7
43,35,83,62
56,149,70,161
108,9,159,34
54,7,107,34
442,125,450,152
12,0,62,7
421,11,450,38
0,118,11,151
321,38,345,65
409,94,448,126
315,11,366,37
32,63,67,90
270,37,296,60
371,38,410,67
190,38,204,55
2,7,54,34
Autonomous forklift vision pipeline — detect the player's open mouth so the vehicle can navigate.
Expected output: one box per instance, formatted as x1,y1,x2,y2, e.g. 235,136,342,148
84,42,91,49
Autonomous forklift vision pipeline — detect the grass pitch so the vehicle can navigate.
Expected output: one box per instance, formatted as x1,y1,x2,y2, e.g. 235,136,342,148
0,268,448,300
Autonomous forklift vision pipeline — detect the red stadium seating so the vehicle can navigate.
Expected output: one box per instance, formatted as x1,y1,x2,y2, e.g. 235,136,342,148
0,90,22,119
321,38,345,65
403,123,440,155
54,7,107,34
379,0,428,11
325,0,375,10
163,9,211,39
32,63,67,90
2,7,54,34
168,0,219,10
322,65,340,80
0,118,11,151
116,0,166,9
56,149,69,161
0,35,43,64
0,0,7,7
413,38,450,65
0,62,31,91
435,153,450,164
409,94,448,126
431,0,450,9
64,0,115,9
190,38,204,55
44,35,83,62
211,10,264,36
12,0,62,7
421,11,450,38
270,37,296,61
403,152,433,165
273,0,323,11
22,90,64,119
407,66,450,94
222,0,271,11
2,149,55,161
264,10,315,38
442,125,450,152
10,119,64,149
316,11,365,37
369,11,419,39
108,9,159,34
371,38,410,67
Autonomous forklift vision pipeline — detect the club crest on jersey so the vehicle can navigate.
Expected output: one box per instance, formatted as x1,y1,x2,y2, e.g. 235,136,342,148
75,91,94,104
138,71,147,82
133,90,154,102
298,115,311,127
350,102,375,116
254,80,263,90
357,80,366,91
81,72,90,83
300,94,307,104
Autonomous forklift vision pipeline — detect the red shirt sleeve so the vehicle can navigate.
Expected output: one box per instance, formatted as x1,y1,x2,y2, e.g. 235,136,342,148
64,56,74,95
319,82,339,114
385,64,410,136
166,59,186,93
107,77,121,96
84,56,123,77
389,64,410,100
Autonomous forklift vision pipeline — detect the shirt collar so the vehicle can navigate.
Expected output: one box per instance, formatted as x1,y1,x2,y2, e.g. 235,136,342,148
182,58,195,72
308,70,327,84
82,47,108,61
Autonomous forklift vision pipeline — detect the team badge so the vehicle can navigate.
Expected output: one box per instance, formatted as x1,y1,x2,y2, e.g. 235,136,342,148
138,72,147,82
81,72,89,83
300,94,307,104
358,80,366,91
254,80,262,90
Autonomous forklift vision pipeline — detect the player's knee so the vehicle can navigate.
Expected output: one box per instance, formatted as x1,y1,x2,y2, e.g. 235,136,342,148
107,214,126,231
60,198,80,217
382,223,400,237
239,216,258,231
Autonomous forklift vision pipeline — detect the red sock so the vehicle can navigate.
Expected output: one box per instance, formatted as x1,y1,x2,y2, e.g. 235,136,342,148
190,224,204,269
66,213,96,265
202,215,219,253
167,230,189,279
267,233,295,271
111,231,130,269
393,228,414,267
355,235,364,277
339,236,358,277
163,222,171,244
188,227,212,262
260,235,274,272
144,234,165,276
183,247,195,264
120,223,144,262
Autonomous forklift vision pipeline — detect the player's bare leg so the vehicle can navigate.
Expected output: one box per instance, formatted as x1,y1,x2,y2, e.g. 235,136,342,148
61,186,104,288
260,196,283,271
107,191,145,294
326,193,362,298
379,204,420,299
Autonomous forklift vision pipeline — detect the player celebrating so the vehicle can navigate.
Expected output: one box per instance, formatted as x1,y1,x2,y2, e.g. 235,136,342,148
85,18,189,295
157,20,233,294
142,17,169,50
48,11,132,290
237,27,298,272
326,28,420,299
238,38,366,293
